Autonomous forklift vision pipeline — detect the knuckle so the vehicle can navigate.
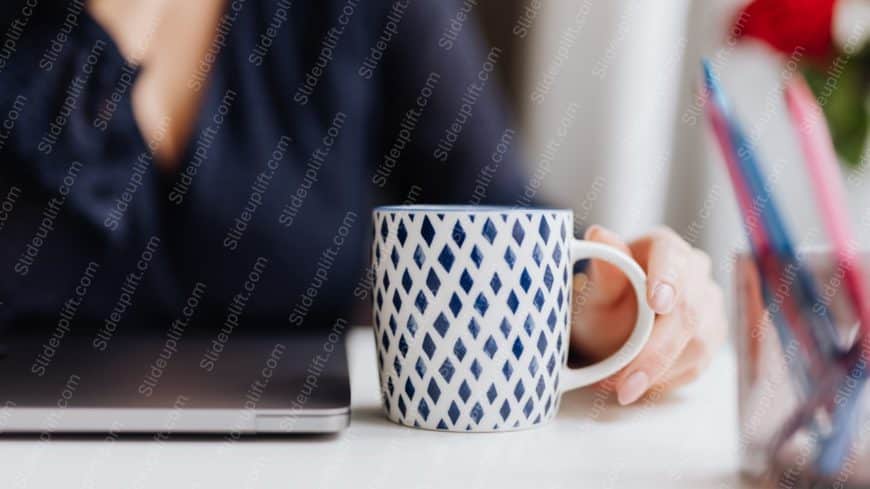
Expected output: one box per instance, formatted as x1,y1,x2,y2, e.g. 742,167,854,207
653,227,690,251
657,268,680,286
682,366,703,383
686,336,709,363
659,368,681,386
658,337,687,368
679,302,700,334
652,226,677,241
648,338,676,368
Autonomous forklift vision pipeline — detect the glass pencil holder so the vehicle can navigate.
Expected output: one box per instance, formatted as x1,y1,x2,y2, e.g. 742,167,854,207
736,251,870,489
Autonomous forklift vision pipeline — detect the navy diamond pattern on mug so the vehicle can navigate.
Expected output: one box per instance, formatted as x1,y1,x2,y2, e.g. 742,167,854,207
372,210,571,431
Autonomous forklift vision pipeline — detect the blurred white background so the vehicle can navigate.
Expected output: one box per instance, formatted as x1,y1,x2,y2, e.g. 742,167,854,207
489,0,870,294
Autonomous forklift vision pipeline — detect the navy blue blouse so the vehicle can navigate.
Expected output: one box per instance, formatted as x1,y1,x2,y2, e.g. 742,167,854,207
0,0,529,332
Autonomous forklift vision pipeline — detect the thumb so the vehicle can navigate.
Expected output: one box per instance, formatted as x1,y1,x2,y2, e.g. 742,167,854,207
583,225,633,306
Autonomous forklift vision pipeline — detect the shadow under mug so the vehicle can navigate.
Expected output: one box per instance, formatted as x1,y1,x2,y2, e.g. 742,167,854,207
371,206,654,432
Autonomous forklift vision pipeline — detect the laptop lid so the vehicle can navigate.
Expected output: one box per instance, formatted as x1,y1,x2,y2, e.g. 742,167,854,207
0,332,350,434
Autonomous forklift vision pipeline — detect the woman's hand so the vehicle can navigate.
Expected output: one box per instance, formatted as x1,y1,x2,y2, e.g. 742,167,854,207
571,225,727,405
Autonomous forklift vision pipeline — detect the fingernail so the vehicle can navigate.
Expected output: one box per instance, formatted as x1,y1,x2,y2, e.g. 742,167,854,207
650,282,676,313
618,371,649,406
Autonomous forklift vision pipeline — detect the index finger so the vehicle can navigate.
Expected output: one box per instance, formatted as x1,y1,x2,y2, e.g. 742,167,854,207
635,228,690,314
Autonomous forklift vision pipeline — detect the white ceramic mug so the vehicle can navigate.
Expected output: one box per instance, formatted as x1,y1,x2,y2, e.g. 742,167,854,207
371,206,654,431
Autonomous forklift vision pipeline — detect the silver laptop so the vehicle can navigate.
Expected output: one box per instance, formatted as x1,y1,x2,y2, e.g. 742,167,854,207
0,332,350,434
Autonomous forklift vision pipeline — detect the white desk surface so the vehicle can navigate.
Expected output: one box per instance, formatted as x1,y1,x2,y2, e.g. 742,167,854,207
0,327,747,489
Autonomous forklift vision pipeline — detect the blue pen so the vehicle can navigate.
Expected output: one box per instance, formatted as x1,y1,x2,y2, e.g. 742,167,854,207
702,61,815,395
703,62,841,361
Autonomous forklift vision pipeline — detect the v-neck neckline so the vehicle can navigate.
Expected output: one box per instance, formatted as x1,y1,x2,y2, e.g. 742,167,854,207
80,2,232,175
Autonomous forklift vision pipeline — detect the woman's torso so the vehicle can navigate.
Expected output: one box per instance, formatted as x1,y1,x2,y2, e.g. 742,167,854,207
0,0,526,332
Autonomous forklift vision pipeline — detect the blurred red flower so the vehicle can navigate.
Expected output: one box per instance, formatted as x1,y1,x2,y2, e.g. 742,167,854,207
733,0,837,59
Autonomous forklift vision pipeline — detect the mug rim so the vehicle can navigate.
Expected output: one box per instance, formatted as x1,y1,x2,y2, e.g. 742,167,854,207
373,205,572,214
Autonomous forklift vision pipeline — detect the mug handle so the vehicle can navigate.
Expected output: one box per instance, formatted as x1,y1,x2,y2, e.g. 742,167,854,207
560,239,655,392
